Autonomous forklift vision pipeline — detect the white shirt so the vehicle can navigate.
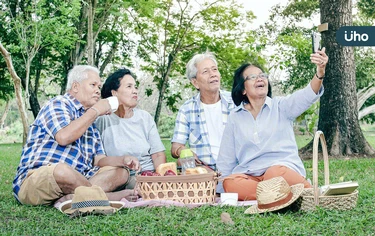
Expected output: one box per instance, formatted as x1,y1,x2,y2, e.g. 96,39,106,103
202,100,224,161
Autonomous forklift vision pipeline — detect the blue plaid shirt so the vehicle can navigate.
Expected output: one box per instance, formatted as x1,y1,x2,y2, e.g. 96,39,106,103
13,93,105,198
172,90,235,168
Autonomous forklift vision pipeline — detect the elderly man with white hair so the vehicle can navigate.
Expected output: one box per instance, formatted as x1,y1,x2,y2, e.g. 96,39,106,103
13,65,139,206
171,52,235,181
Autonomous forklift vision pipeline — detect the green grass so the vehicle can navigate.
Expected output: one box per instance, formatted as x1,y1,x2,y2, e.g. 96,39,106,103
2,139,375,235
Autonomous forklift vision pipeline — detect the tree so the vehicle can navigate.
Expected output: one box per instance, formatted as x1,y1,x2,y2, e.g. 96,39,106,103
317,0,374,156
0,42,29,143
264,0,375,156
127,0,262,124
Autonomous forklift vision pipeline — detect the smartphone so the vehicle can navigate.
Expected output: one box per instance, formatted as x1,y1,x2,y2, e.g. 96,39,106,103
311,32,321,53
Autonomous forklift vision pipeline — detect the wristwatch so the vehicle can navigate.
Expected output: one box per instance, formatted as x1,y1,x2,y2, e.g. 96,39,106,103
315,73,325,80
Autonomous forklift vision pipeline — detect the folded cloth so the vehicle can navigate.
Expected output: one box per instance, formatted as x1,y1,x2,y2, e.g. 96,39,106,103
119,197,257,208
55,197,257,210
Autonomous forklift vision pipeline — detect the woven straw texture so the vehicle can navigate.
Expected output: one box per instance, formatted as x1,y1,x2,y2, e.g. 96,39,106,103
136,172,218,204
300,131,358,211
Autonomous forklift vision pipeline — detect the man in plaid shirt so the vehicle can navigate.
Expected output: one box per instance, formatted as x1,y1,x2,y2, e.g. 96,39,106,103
171,52,235,174
13,65,140,206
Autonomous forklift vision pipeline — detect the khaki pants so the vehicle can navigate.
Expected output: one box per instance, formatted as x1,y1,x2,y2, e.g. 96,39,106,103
223,165,311,201
18,164,124,205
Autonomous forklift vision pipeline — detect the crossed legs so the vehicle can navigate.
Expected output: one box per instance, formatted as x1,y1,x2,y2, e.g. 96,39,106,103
18,163,136,205
222,165,311,201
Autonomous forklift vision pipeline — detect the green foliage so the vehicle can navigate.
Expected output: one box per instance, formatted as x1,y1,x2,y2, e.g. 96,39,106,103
357,0,375,19
128,0,265,121
282,0,319,20
157,113,176,138
296,102,320,135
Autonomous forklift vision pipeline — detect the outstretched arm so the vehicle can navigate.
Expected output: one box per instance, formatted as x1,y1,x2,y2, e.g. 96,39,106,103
310,47,328,94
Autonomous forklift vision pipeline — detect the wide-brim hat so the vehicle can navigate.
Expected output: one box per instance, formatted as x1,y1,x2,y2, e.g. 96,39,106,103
245,176,304,214
59,185,124,216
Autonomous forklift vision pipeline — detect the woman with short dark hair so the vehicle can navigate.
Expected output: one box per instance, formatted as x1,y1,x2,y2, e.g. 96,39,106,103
95,68,166,189
217,48,328,201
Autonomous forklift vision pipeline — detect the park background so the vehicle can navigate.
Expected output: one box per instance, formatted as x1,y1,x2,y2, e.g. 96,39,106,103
1,0,375,234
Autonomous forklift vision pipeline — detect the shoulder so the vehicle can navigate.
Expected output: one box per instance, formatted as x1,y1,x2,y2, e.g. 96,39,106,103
135,108,154,120
220,90,234,105
179,93,199,111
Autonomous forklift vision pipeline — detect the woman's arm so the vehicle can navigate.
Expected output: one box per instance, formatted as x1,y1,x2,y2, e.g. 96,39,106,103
310,47,328,94
94,155,140,170
151,151,167,169
217,116,237,177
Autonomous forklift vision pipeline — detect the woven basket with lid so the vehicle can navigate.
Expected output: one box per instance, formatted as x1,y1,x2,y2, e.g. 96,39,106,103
300,131,358,211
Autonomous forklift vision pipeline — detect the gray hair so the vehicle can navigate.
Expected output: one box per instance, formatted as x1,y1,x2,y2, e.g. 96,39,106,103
186,52,218,81
66,65,100,91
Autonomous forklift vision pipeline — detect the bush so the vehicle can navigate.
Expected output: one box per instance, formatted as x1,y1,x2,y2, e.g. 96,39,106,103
158,114,176,139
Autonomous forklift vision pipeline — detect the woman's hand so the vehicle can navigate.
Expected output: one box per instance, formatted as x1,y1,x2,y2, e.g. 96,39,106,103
123,155,140,170
311,47,328,77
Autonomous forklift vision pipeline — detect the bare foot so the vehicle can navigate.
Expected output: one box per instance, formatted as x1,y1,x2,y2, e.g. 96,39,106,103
106,189,138,201
55,194,74,204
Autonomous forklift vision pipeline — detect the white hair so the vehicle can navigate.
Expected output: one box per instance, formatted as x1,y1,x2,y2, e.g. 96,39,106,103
66,65,100,91
186,52,218,81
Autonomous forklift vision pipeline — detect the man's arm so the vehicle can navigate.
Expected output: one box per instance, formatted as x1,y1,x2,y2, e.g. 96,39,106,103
171,142,185,159
55,99,110,146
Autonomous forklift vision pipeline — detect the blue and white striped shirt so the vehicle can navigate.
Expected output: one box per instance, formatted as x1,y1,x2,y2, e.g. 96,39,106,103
172,90,235,167
13,93,104,197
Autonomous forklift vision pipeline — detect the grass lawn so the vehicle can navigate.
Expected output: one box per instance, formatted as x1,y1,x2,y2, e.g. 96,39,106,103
1,135,375,235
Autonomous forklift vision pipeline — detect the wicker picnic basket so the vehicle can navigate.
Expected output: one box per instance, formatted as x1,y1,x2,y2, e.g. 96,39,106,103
136,172,218,204
300,131,358,211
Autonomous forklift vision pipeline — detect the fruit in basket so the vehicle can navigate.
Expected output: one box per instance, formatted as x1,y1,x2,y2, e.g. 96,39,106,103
185,167,208,175
140,170,154,176
156,162,178,176
164,170,176,176
140,170,161,176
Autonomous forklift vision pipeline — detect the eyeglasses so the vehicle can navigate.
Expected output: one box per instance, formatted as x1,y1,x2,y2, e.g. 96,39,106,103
244,73,269,81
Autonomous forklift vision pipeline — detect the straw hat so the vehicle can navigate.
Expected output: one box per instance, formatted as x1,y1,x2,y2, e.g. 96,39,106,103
59,185,124,216
245,177,304,214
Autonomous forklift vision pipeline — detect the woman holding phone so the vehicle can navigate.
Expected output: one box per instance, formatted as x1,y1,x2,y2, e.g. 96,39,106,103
216,48,328,201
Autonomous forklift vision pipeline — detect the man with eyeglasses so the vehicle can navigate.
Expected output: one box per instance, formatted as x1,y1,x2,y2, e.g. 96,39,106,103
217,48,328,201
171,52,235,187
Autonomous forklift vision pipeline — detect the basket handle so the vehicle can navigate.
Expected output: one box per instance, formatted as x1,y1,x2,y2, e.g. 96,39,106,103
312,130,330,206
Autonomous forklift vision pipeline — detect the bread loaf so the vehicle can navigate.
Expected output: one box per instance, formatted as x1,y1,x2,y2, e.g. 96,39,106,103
185,167,208,175
156,162,177,176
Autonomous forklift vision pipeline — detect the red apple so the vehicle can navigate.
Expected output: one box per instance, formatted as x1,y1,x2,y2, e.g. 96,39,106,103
141,170,154,176
164,170,176,176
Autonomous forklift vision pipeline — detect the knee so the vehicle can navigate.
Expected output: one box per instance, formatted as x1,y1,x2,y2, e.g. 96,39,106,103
117,168,129,184
53,163,78,184
265,165,286,176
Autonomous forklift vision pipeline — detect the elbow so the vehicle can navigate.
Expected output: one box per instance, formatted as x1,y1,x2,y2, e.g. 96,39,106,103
55,132,72,146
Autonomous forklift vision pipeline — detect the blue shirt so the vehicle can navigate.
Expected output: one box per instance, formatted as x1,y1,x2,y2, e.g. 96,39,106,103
13,93,105,198
217,83,324,178
172,90,235,167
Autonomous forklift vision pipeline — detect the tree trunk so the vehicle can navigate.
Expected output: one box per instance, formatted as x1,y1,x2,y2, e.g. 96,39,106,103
28,88,40,118
0,100,10,129
87,0,95,66
154,53,176,125
314,0,375,156
0,42,29,144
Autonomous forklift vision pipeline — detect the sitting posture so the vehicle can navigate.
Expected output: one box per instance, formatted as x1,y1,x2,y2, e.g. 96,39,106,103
13,65,139,205
217,49,328,200
171,52,235,171
95,68,166,188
